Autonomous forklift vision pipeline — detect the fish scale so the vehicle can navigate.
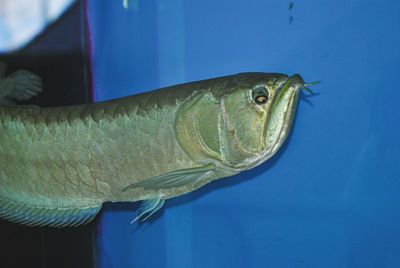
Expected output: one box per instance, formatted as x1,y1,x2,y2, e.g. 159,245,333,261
0,66,309,227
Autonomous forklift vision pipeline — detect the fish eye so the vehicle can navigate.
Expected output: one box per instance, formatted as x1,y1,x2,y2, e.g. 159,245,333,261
251,85,269,105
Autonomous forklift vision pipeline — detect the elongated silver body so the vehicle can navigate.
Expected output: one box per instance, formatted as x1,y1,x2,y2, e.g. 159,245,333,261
0,66,308,227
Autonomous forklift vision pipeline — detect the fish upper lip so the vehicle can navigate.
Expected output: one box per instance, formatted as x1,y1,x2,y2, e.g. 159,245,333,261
290,74,305,85
285,74,305,91
261,74,302,154
274,74,304,95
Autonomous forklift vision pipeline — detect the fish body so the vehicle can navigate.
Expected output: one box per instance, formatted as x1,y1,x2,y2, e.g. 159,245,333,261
0,64,307,227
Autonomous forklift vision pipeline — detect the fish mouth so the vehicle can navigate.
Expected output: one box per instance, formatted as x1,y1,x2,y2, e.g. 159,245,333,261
240,74,317,170
289,74,305,88
271,73,304,116
261,74,304,159
240,74,305,170
277,74,304,95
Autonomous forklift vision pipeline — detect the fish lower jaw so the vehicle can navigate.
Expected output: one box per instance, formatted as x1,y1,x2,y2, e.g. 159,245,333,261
238,146,279,171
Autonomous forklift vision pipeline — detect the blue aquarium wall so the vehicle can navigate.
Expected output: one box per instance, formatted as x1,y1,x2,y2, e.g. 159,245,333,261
87,0,400,267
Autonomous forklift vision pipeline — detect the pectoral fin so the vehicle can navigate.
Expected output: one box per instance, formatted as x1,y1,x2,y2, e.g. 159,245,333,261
123,164,215,222
122,164,215,191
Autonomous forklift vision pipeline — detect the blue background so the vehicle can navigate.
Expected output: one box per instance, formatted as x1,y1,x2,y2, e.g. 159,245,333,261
87,0,400,267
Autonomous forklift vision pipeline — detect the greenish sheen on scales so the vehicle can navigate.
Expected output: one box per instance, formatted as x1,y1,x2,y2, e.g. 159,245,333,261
0,62,316,227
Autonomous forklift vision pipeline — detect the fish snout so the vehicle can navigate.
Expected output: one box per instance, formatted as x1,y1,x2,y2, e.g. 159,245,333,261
289,74,305,89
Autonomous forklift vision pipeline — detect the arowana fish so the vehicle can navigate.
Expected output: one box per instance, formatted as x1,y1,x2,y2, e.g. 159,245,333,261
0,62,316,227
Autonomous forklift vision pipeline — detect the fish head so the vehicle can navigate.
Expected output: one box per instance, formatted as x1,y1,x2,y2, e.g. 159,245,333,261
176,73,306,171
215,73,304,170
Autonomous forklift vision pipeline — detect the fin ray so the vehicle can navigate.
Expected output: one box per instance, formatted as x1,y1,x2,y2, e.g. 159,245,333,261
122,164,215,191
131,197,165,223
0,197,101,227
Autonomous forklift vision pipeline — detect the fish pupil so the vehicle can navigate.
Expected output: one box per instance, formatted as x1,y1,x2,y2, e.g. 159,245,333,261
252,85,269,104
255,95,267,104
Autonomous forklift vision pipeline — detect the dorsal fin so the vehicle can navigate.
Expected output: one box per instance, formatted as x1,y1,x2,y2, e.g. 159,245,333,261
0,197,101,228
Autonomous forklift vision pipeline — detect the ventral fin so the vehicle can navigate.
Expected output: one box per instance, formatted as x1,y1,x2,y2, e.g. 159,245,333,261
131,197,165,223
122,164,215,191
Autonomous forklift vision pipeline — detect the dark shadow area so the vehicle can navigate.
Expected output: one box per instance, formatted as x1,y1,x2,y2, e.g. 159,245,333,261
1,1,92,107
0,1,95,268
